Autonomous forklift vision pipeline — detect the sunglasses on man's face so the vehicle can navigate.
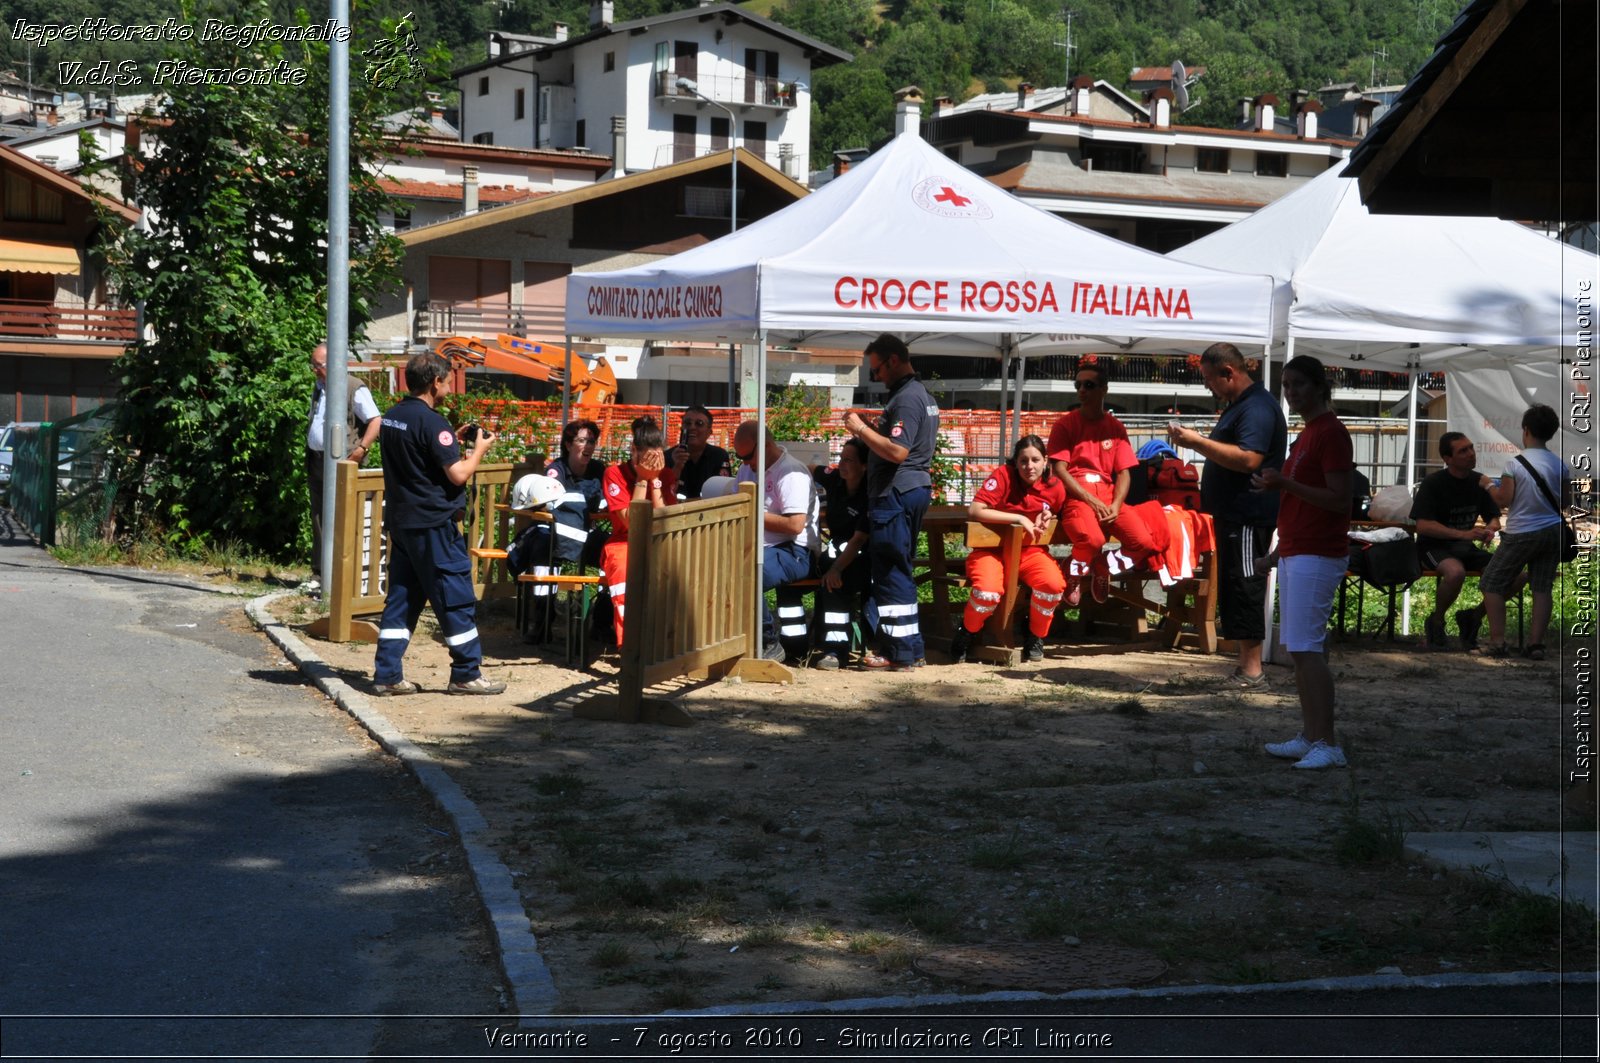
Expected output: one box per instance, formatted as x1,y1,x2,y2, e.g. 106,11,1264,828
1074,379,1102,390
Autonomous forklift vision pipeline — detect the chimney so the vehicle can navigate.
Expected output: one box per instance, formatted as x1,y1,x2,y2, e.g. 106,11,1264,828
1239,96,1253,125
589,0,613,29
779,142,795,180
1070,74,1093,116
893,85,924,138
462,165,479,214
1295,97,1324,139
1352,97,1378,138
1253,93,1278,132
935,95,953,115
1016,82,1033,110
1289,88,1308,114
553,22,568,41
833,150,853,179
610,116,626,178
1149,86,1173,128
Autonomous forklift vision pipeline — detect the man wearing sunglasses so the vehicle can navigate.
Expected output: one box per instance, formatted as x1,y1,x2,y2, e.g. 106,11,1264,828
843,333,940,670
669,405,730,500
1047,362,1160,606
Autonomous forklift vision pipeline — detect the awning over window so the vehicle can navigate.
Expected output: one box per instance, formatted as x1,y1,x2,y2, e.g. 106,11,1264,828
0,238,80,275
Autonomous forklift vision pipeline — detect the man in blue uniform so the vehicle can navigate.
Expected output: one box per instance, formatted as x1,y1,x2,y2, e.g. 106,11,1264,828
372,353,507,696
1168,342,1286,690
844,333,940,670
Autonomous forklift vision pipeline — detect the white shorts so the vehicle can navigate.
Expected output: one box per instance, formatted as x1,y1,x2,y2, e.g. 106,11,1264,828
1278,553,1347,653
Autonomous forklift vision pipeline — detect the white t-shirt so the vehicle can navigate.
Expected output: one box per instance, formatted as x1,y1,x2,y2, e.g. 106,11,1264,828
307,383,381,452
736,446,820,550
1499,447,1571,534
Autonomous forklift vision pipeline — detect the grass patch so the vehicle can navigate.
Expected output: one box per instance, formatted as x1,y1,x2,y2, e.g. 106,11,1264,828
534,770,589,802
1022,899,1078,939
1112,698,1150,716
590,940,634,968
737,922,792,948
1333,792,1408,866
862,887,960,939
659,793,720,825
967,829,1034,871
846,930,898,955
1185,831,1279,860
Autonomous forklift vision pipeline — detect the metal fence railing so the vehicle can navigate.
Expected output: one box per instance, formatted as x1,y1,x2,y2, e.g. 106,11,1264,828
8,404,117,546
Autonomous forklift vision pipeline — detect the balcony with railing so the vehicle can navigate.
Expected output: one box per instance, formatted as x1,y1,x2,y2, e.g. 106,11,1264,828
654,69,799,111
0,300,138,346
419,301,566,342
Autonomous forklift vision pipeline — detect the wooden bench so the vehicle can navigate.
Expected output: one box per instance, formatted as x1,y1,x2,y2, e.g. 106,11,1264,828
1338,564,1525,645
517,571,604,664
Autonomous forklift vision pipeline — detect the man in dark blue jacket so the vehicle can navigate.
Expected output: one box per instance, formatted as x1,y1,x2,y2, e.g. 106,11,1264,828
371,353,506,696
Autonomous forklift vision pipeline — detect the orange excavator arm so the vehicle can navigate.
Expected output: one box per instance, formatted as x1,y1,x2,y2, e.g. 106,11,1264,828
433,334,618,405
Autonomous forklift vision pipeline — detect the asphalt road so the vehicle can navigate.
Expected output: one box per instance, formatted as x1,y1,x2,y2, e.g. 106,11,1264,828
0,509,506,1058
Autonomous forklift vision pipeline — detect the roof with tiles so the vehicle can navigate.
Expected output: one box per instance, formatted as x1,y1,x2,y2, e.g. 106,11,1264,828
377,178,555,205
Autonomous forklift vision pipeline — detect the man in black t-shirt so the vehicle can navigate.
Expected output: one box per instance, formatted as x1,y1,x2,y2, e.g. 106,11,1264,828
1409,432,1515,650
372,353,506,696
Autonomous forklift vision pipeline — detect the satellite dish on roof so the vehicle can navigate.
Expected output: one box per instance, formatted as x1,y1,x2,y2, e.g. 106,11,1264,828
1172,60,1190,111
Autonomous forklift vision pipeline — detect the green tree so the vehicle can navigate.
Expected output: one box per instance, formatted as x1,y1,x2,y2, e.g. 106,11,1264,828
808,61,894,169
96,3,439,557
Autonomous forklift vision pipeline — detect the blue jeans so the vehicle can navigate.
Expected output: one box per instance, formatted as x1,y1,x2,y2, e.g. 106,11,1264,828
762,540,815,650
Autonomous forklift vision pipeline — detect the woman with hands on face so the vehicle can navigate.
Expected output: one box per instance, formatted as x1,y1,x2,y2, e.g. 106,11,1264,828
598,417,678,648
952,434,1070,665
1252,355,1353,771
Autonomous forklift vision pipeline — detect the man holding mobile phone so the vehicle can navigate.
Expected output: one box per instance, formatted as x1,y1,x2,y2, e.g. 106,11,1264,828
669,405,730,499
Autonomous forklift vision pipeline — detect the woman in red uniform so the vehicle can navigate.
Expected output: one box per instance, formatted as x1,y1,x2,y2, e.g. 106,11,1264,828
599,417,677,648
950,434,1068,664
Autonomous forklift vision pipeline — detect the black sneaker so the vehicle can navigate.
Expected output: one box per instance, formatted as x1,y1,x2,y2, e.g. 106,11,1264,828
1424,613,1449,650
948,627,972,664
761,641,788,661
1024,634,1044,662
1455,606,1485,652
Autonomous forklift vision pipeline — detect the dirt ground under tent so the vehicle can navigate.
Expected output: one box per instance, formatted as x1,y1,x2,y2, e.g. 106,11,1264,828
270,594,1593,1014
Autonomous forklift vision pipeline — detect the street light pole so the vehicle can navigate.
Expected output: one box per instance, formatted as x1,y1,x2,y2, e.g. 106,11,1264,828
675,76,737,232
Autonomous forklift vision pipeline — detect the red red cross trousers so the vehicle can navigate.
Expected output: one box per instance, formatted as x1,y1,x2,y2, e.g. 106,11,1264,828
932,186,971,208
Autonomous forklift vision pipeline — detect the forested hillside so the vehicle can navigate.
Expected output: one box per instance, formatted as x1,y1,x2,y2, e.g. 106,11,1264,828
4,0,1454,166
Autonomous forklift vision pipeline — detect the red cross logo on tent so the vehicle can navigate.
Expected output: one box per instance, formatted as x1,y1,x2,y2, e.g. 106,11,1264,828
913,177,993,219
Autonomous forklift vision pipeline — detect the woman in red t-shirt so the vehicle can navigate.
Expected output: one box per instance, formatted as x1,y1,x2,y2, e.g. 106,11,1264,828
952,435,1069,664
599,417,678,648
1252,355,1353,771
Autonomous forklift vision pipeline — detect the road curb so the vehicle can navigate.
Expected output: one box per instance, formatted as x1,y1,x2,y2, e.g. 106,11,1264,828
245,591,560,1017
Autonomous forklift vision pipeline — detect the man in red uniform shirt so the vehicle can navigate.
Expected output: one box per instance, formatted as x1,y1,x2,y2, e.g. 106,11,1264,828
1045,362,1160,604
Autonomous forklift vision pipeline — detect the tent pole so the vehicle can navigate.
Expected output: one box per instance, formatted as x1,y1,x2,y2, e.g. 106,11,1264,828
998,345,1012,459
1262,333,1290,666
756,332,768,650
1400,368,1421,636
1012,344,1026,448
562,334,573,431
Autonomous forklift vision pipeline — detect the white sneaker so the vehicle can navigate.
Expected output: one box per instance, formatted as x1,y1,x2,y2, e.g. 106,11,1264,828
1292,740,1348,770
1264,733,1312,760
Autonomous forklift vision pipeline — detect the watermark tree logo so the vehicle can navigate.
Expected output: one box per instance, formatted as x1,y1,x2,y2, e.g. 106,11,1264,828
362,12,422,88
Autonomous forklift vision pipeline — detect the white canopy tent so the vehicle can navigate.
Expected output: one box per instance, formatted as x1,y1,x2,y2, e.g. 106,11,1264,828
567,131,1274,355
565,131,1276,641
1170,162,1594,374
1170,164,1596,642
